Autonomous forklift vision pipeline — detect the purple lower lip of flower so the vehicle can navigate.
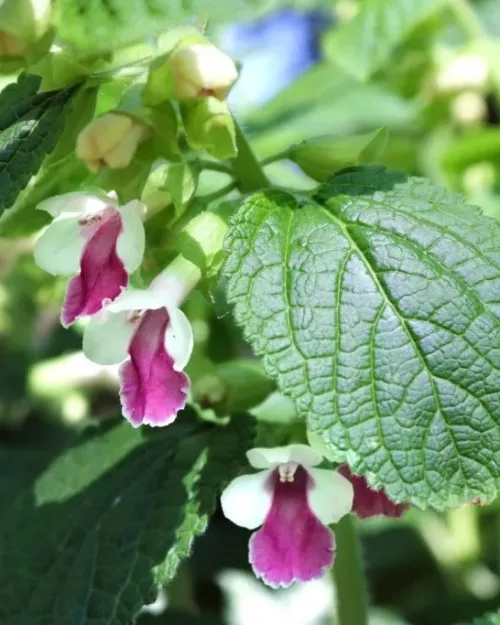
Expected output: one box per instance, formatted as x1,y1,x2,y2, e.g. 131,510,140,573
339,465,409,519
61,211,127,327
119,308,189,427
249,465,335,588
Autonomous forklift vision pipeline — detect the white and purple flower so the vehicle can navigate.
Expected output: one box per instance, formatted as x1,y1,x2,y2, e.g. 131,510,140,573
34,192,145,327
82,258,200,427
339,465,410,519
221,445,353,588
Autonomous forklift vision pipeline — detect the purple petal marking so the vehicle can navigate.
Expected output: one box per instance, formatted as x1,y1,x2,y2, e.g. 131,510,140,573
119,308,189,427
249,466,335,588
61,211,127,327
339,465,409,519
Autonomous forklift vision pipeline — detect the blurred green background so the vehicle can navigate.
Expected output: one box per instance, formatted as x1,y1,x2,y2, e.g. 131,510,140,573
2,1,500,623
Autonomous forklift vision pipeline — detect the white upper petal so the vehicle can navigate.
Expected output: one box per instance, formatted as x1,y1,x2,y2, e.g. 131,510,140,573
105,287,169,313
38,192,111,218
33,214,85,276
308,469,354,526
220,470,272,530
246,444,323,470
82,310,137,365
164,306,193,371
116,200,146,273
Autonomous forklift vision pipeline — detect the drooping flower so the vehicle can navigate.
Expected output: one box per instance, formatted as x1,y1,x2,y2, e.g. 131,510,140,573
221,445,353,588
76,113,150,173
34,192,146,327
339,465,409,519
169,43,238,100
83,256,201,427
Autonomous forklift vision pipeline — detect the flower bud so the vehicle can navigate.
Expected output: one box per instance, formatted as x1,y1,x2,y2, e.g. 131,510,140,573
170,43,238,99
181,97,237,160
145,41,238,104
76,113,150,173
0,0,51,45
289,128,388,182
0,31,25,57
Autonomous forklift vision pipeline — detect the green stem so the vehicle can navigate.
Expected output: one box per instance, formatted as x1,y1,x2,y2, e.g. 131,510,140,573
333,515,368,625
198,159,234,175
198,181,238,204
260,149,291,167
450,0,500,105
231,119,269,192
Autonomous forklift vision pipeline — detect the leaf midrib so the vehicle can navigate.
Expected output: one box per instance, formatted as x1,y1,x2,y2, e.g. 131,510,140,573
316,203,470,491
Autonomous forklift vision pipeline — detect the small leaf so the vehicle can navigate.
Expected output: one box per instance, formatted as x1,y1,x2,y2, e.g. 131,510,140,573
0,73,79,217
324,0,451,80
223,166,500,509
0,409,254,625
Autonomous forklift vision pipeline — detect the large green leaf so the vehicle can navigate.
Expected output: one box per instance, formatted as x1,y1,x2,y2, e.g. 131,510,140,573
0,410,253,625
0,73,78,217
223,166,500,509
324,0,451,80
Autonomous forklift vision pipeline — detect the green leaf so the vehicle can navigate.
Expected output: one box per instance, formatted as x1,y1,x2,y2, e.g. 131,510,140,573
0,73,79,217
324,0,451,80
0,409,254,625
223,166,500,509
0,86,96,237
244,64,415,159
53,0,331,53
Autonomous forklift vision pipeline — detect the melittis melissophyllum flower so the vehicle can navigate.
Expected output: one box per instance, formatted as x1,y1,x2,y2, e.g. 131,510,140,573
339,465,410,519
83,256,201,428
34,192,146,327
221,445,354,588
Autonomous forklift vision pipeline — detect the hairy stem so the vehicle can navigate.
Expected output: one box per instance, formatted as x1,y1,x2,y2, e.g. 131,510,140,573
231,119,269,192
333,515,369,625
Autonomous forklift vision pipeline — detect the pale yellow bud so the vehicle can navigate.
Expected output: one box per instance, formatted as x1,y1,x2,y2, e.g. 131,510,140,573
0,31,25,56
76,113,150,173
170,43,238,100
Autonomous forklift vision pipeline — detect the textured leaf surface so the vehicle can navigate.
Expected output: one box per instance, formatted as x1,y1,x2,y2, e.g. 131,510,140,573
223,166,500,509
324,0,451,80
0,87,95,237
0,74,78,217
0,410,253,625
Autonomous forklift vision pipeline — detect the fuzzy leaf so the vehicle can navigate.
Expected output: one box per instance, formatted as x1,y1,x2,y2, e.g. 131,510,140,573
0,409,254,625
0,73,78,217
223,166,500,509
